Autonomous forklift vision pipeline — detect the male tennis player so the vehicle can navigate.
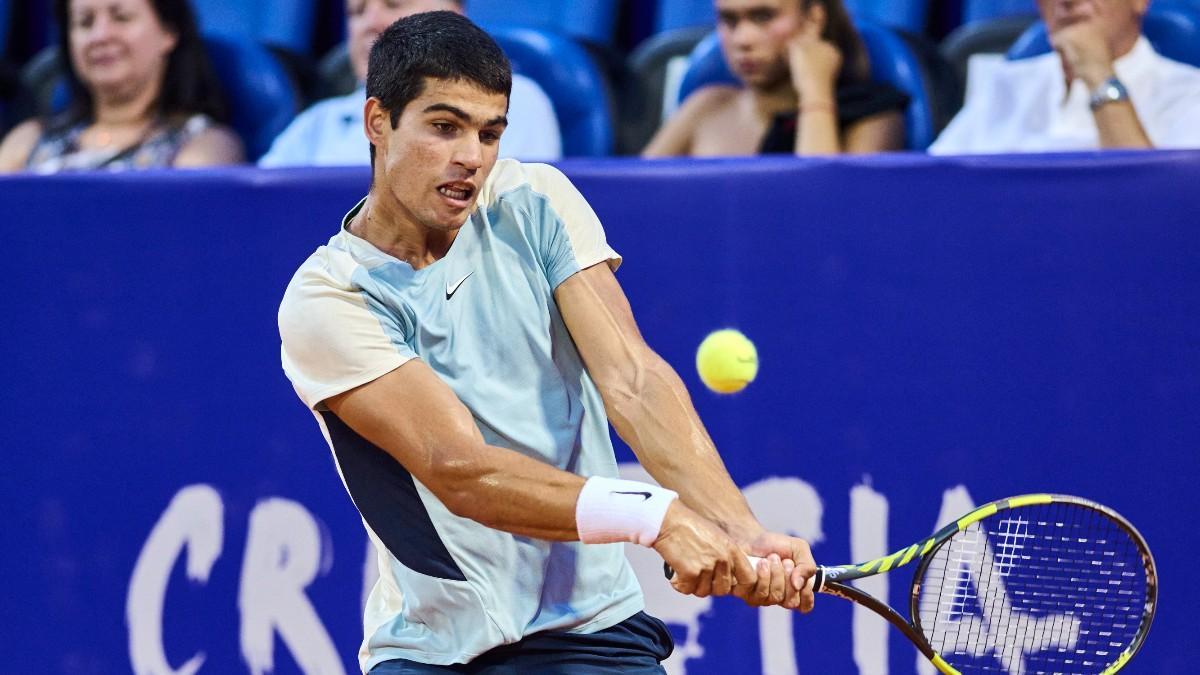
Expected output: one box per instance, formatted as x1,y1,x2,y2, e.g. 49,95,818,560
279,12,816,672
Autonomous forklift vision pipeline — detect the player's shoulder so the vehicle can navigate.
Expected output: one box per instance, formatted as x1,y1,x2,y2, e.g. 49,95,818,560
280,233,363,313
482,159,576,205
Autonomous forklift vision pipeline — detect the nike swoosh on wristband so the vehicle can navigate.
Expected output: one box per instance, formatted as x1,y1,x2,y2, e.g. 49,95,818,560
445,271,473,300
611,490,652,501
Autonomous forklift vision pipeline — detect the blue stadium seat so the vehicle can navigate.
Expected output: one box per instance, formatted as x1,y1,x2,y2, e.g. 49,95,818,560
845,0,930,34
677,20,937,149
202,35,301,160
191,0,318,54
1,0,10,57
962,0,1037,25
656,0,932,35
489,26,613,156
656,0,715,33
1007,3,1200,68
467,1,621,47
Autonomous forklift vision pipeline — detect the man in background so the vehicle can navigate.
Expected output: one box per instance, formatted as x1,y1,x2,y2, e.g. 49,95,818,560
259,0,561,167
931,0,1200,153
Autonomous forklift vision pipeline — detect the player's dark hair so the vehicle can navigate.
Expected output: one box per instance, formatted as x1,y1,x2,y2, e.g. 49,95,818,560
51,0,230,131
365,11,512,165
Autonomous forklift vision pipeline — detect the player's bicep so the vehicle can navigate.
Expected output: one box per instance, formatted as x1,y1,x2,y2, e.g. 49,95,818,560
324,359,486,500
554,263,652,391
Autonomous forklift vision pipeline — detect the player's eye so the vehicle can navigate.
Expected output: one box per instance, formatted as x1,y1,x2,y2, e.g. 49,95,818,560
717,11,738,28
433,122,457,135
480,130,501,144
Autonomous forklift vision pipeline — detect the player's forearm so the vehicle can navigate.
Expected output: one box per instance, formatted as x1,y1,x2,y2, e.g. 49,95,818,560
1094,102,1153,149
436,444,586,540
602,350,762,538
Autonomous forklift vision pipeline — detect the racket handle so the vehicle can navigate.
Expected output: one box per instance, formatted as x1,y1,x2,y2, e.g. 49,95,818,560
664,555,823,590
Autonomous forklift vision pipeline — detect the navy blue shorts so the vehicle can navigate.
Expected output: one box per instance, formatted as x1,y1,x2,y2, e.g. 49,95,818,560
368,611,674,674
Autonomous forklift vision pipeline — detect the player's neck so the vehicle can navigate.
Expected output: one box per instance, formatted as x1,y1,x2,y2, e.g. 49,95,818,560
350,194,458,270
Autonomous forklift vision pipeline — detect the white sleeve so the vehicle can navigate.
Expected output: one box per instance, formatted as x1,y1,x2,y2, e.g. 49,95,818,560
258,107,320,168
521,163,619,288
1154,72,1200,149
929,54,1001,156
278,256,415,409
500,75,563,162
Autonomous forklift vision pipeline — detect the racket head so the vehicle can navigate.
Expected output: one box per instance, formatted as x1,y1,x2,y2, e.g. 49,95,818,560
910,494,1157,674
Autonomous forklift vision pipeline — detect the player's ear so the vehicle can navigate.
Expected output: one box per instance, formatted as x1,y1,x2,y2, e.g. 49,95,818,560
364,97,391,154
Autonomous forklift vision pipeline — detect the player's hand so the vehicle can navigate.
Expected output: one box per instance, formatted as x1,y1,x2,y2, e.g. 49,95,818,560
741,530,818,613
654,501,757,598
1050,20,1115,89
786,18,842,100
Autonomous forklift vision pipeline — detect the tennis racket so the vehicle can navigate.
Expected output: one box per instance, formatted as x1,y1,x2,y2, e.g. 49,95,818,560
664,494,1157,674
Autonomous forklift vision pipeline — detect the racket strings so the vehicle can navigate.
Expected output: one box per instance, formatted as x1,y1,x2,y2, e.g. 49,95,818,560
916,502,1150,674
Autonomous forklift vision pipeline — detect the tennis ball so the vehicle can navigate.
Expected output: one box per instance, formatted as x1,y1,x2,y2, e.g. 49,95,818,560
696,329,758,394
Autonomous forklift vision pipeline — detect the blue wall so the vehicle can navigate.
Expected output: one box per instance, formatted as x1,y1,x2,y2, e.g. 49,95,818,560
2,153,1197,673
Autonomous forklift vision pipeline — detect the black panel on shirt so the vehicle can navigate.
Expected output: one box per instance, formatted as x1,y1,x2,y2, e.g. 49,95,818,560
321,410,467,581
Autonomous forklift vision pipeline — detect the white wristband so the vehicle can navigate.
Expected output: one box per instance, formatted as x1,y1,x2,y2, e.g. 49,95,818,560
575,476,678,547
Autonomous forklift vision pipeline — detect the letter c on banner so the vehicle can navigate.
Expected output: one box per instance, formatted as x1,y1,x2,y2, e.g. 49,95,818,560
126,484,225,675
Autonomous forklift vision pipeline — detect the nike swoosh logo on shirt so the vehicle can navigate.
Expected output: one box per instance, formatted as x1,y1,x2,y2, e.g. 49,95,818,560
445,271,473,300
611,490,652,501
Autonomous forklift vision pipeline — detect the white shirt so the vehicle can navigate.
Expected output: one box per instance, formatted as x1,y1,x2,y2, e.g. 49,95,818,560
259,74,562,167
930,37,1200,154
278,161,639,669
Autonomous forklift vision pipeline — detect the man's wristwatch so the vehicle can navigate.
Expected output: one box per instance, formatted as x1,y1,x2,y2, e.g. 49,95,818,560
1089,76,1129,111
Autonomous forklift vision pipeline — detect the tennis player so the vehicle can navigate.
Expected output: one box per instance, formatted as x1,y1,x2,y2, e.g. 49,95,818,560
279,12,816,673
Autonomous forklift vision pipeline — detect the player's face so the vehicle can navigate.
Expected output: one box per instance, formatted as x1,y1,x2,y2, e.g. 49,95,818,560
1036,0,1147,42
715,0,805,89
66,0,178,95
369,78,508,233
347,0,461,82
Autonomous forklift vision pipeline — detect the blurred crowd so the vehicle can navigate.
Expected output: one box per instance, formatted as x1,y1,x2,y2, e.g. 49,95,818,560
0,0,1197,174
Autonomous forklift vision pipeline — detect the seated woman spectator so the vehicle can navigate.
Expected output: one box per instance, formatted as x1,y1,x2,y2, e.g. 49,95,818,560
644,0,908,157
0,0,242,173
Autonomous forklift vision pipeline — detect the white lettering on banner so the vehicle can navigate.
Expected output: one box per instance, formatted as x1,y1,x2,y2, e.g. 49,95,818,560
850,481,889,675
127,486,346,675
743,478,825,675
239,499,345,675
126,484,224,675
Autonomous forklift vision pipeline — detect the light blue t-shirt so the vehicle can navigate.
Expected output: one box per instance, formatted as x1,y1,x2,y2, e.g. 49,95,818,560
259,77,562,168
278,160,641,669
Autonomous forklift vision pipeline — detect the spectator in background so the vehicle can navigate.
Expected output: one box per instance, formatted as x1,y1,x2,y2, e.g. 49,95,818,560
259,0,561,167
0,0,243,173
643,0,907,157
930,0,1200,154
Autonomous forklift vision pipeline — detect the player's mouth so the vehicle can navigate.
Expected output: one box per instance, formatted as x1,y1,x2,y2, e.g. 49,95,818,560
437,182,475,208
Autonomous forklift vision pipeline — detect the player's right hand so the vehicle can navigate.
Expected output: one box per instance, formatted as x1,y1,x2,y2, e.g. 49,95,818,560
653,501,757,598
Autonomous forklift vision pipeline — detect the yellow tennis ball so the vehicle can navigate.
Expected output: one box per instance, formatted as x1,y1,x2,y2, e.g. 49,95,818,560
696,329,758,394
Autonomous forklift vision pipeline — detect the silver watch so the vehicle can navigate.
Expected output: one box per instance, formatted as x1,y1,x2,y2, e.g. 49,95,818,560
1089,76,1129,111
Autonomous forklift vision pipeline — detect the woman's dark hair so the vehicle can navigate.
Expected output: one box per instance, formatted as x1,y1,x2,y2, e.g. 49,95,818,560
52,0,229,127
806,0,870,83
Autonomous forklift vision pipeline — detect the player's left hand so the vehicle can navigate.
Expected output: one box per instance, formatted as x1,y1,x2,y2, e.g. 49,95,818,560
738,530,817,613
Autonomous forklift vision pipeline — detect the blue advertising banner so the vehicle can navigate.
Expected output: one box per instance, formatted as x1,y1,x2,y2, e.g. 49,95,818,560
2,153,1196,674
